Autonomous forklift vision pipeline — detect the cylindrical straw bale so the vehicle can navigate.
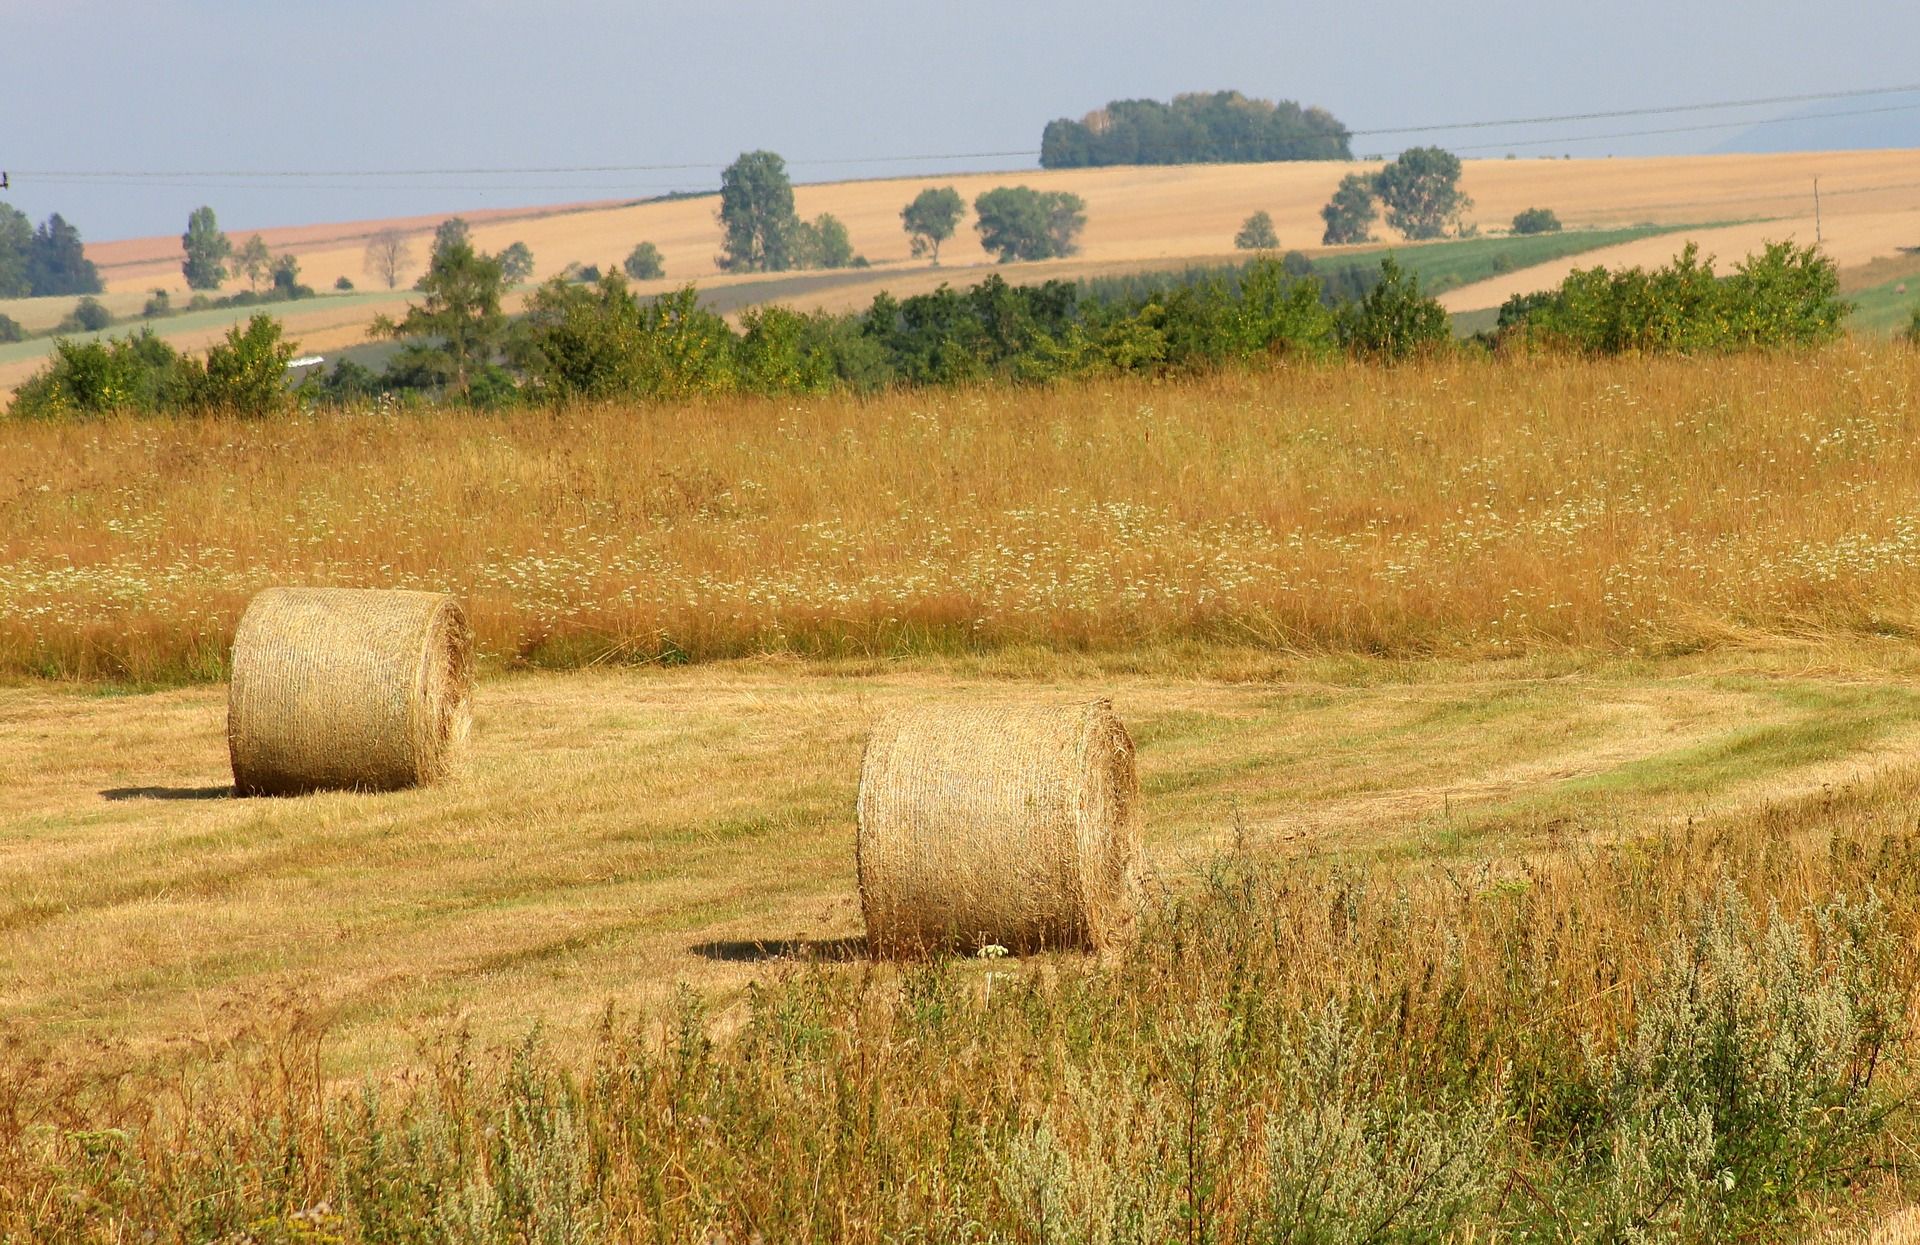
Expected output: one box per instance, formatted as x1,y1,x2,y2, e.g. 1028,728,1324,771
857,698,1141,956
228,588,474,795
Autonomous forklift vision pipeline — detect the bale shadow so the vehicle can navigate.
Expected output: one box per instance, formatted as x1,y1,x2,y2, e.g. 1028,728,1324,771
100,785,234,802
690,936,867,964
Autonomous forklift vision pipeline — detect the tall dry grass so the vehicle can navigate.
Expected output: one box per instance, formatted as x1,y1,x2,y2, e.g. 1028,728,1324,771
7,344,1920,680
4,794,1915,1241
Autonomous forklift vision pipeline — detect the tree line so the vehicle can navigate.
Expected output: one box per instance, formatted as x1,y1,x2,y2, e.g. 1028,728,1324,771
1040,91,1352,168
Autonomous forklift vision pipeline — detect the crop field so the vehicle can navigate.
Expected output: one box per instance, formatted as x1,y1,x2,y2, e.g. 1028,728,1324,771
12,348,1920,1237
6,147,1919,398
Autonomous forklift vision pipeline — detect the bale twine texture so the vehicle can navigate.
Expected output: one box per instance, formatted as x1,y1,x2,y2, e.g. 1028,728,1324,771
857,698,1141,956
228,587,474,796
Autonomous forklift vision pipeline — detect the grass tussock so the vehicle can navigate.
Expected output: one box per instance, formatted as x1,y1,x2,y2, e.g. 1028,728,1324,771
3,816,1916,1242
9,343,1920,683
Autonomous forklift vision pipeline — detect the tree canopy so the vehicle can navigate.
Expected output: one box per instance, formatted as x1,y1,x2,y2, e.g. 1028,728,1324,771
1041,91,1351,168
371,231,507,399
181,206,231,291
1235,211,1280,250
26,214,102,296
1375,147,1472,241
973,187,1086,263
902,187,966,264
623,242,664,280
717,151,800,273
1320,174,1380,246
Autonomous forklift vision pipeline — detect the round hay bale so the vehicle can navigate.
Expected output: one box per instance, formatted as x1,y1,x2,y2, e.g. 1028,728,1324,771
228,587,474,795
857,698,1140,956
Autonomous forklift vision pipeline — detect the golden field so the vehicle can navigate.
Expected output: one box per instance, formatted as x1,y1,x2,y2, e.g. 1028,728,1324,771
9,347,1920,682
11,352,1920,1236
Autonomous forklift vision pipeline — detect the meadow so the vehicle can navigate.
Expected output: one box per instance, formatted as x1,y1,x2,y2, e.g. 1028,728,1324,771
12,347,1920,1238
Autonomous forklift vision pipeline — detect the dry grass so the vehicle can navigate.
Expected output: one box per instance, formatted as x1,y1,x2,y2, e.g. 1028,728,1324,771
7,647,1920,1076
8,346,1920,681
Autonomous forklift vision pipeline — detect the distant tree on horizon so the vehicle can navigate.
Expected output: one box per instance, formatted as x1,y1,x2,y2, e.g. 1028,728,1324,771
973,187,1085,262
363,229,414,289
0,204,31,298
497,241,535,284
793,212,857,269
233,234,273,292
902,187,966,264
27,213,103,296
1511,206,1562,235
717,151,801,273
181,207,231,291
1375,147,1472,240
1320,173,1378,245
623,241,665,280
1235,210,1280,250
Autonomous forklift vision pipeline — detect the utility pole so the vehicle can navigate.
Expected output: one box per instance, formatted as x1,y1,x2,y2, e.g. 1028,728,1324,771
1814,177,1823,246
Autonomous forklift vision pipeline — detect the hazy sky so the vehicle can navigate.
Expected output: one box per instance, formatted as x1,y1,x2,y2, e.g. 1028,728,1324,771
6,0,1920,241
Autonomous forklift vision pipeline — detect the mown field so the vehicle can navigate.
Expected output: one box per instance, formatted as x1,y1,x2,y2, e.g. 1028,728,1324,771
11,348,1920,1238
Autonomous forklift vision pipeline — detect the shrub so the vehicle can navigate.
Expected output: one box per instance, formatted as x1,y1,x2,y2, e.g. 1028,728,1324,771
497,241,535,284
623,242,665,281
1512,206,1562,235
1336,255,1450,360
179,313,299,416
7,330,187,418
0,313,22,343
792,213,856,269
1508,241,1847,355
334,275,354,291
61,296,113,333
1234,210,1279,250
142,289,171,319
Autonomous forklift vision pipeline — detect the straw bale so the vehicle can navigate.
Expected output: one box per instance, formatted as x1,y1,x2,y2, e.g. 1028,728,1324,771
857,698,1140,956
228,587,473,795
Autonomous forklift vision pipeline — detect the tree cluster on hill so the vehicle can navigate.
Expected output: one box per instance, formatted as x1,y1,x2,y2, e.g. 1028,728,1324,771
0,206,103,297
1320,147,1473,245
716,152,866,274
1040,91,1351,168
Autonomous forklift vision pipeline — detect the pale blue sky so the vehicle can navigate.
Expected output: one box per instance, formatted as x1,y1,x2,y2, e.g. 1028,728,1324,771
5,0,1920,241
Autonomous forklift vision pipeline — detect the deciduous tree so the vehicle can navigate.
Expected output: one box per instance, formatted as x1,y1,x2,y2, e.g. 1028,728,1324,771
1320,173,1378,245
973,187,1085,262
1375,147,1472,241
902,186,965,263
363,229,413,289
181,206,231,290
1235,210,1279,250
369,231,507,399
717,151,800,272
623,242,664,280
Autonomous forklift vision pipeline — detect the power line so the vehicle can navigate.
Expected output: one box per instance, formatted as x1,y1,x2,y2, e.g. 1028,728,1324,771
1353,82,1920,136
8,83,1920,190
1441,101,1920,154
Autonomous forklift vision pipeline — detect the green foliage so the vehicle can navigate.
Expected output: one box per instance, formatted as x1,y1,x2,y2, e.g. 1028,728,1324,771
26,213,103,296
623,241,665,281
1321,172,1378,245
0,204,30,297
334,275,353,291
735,304,838,394
497,240,535,284
59,296,113,334
518,275,737,402
142,289,171,318
1906,305,1920,346
0,313,23,343
1375,146,1472,240
270,253,307,297
1506,241,1849,355
1040,90,1352,167
372,230,509,399
717,150,801,273
1511,206,1562,235
902,186,966,263
8,331,188,418
180,314,299,416
973,186,1086,262
1336,255,1450,360
792,212,856,269
181,205,231,290
1234,209,1279,250
432,217,471,258
233,234,273,292
302,358,381,404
